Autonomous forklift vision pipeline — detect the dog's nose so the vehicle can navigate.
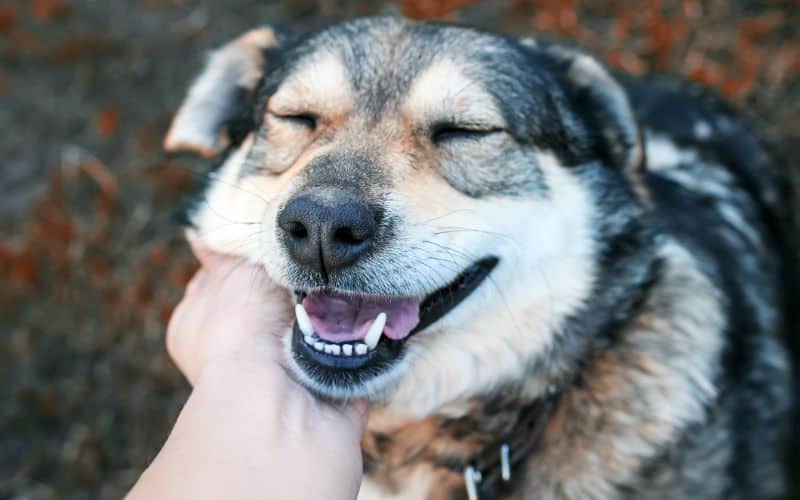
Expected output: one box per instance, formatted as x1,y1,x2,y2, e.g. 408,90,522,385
278,188,377,275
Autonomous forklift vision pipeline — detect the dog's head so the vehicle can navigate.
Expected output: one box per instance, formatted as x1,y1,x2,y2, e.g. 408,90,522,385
166,17,645,413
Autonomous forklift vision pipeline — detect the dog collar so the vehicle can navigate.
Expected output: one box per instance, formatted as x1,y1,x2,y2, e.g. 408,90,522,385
455,384,560,500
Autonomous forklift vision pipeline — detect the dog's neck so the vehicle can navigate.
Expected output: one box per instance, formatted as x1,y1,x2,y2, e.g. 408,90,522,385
362,384,560,500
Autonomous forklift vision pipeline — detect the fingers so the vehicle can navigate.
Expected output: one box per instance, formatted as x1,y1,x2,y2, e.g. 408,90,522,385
175,230,295,386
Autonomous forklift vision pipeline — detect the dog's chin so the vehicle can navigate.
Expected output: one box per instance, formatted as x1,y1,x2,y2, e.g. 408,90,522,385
285,257,499,399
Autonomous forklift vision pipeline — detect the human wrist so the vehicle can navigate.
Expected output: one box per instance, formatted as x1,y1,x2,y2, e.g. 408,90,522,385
187,356,365,500
194,352,285,390
191,354,360,433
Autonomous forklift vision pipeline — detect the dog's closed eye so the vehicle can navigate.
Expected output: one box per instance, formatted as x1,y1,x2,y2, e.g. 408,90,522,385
269,111,318,131
430,123,504,144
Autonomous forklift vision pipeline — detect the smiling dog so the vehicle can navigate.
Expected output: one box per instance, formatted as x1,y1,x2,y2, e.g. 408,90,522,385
164,17,795,499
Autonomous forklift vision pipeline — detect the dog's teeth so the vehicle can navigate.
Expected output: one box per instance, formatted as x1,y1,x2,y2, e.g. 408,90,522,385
322,344,341,355
342,344,353,356
355,343,368,355
364,312,386,350
304,335,314,345
295,304,314,337
322,343,342,356
314,341,324,351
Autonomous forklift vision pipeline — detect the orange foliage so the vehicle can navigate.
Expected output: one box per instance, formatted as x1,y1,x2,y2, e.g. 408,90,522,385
31,0,70,22
94,105,120,138
0,5,15,31
397,0,477,19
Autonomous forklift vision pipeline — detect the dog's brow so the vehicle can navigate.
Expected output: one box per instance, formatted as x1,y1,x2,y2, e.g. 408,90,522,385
269,53,353,116
403,60,504,127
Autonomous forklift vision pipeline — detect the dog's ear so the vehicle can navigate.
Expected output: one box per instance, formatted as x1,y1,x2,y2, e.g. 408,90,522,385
533,41,644,173
164,26,288,158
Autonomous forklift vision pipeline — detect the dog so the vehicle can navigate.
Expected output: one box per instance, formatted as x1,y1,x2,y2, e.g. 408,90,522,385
163,17,795,499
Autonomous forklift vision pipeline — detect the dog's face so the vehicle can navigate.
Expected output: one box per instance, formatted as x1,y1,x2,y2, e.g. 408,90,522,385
166,18,643,412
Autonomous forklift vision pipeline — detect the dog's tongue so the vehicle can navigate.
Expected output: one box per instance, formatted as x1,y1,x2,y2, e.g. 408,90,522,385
303,291,420,343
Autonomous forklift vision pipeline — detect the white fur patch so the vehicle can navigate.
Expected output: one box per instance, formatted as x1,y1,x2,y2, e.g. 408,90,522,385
645,134,699,171
190,134,272,259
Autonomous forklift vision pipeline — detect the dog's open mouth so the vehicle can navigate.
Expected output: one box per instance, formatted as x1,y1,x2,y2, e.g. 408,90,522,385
290,257,498,385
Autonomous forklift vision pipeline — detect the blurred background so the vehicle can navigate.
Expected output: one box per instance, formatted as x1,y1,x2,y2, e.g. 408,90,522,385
0,0,798,498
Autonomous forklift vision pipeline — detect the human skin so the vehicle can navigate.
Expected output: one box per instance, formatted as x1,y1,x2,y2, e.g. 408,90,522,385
126,233,368,500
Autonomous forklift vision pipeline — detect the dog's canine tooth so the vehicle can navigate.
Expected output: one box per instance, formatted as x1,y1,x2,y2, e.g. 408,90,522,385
295,304,314,337
304,335,314,345
354,343,368,356
342,344,353,356
364,312,386,350
313,341,324,352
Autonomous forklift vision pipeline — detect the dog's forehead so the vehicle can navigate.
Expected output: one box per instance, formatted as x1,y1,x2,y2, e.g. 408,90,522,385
269,51,353,116
403,60,504,125
271,20,516,123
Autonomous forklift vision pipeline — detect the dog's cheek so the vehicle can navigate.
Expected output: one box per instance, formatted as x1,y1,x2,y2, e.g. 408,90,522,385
191,136,287,264
386,155,600,415
191,137,260,257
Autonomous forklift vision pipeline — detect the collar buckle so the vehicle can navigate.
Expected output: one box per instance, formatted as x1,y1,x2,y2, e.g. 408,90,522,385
500,443,511,481
463,465,483,500
464,442,512,500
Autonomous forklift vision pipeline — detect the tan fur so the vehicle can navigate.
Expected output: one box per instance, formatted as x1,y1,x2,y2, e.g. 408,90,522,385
404,60,504,129
269,52,353,119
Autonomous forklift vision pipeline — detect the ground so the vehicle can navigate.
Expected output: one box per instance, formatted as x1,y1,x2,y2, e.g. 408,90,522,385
0,1,798,498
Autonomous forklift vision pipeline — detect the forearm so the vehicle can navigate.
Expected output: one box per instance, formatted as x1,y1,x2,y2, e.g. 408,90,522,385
127,360,363,500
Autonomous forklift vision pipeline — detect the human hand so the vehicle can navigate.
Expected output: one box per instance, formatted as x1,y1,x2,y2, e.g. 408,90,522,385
128,232,368,500
166,230,293,385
